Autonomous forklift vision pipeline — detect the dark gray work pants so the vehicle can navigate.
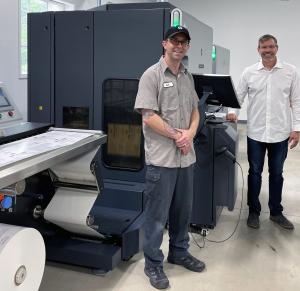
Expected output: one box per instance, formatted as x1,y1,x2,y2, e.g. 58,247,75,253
143,165,194,268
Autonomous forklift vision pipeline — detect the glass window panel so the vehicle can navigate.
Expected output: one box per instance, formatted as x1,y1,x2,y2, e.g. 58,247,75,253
102,79,143,171
21,46,28,75
19,0,69,77
63,107,89,129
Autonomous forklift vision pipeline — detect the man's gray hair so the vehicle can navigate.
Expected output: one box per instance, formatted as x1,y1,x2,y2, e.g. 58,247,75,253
258,34,278,48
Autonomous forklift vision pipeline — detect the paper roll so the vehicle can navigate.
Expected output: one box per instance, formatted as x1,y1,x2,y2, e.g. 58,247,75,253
0,223,45,291
51,147,99,186
44,187,104,238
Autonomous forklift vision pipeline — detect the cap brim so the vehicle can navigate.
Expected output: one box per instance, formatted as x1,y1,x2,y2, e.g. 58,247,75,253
167,31,190,41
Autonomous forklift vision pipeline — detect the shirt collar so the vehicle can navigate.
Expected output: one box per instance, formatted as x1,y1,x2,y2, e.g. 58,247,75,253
159,56,187,74
257,58,283,70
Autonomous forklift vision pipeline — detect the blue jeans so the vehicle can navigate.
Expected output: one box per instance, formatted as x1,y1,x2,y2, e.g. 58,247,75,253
247,137,288,216
143,165,194,268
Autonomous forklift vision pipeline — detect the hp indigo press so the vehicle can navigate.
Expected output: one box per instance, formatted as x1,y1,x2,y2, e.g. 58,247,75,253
0,2,239,272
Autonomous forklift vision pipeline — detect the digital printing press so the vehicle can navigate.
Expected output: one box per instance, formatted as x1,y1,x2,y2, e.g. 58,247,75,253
1,2,240,273
0,83,144,272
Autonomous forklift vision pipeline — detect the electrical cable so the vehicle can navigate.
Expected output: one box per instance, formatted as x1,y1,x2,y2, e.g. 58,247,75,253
191,160,245,248
212,104,223,113
190,229,206,249
205,160,244,243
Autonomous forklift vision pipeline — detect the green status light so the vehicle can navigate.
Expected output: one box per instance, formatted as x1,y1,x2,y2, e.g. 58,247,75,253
212,45,216,61
171,9,182,27
172,12,180,27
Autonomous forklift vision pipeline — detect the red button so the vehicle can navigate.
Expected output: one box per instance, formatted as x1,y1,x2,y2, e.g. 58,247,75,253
8,111,14,117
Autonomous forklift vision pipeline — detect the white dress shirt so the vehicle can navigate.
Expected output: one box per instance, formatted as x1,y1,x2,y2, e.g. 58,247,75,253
236,59,300,143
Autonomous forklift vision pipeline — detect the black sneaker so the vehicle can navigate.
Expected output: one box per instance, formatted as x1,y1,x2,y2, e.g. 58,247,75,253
270,214,294,230
167,253,205,272
144,266,169,290
247,212,260,229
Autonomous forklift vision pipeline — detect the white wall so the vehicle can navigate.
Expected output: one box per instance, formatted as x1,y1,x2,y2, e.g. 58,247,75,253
66,0,97,10
0,0,27,120
170,0,300,120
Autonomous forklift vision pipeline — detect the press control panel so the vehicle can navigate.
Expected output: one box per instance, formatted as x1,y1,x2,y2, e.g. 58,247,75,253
0,84,22,126
0,110,17,121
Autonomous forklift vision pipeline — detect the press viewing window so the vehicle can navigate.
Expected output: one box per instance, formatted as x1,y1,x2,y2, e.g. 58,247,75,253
102,79,143,171
63,107,89,129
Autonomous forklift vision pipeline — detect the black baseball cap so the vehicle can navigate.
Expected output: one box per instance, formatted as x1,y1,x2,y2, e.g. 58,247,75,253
164,26,191,41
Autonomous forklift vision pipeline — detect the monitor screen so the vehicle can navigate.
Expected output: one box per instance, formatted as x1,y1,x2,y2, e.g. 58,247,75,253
0,88,10,107
193,74,240,109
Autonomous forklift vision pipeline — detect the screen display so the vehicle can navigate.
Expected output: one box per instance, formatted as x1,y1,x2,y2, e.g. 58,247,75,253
193,74,240,109
0,88,10,107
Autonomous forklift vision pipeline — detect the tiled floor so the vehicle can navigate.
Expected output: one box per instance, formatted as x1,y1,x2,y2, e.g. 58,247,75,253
39,124,300,291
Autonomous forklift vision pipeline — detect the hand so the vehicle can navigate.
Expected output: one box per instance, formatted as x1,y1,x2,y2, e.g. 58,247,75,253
226,113,238,122
288,131,299,149
175,129,194,148
175,129,194,155
180,143,191,155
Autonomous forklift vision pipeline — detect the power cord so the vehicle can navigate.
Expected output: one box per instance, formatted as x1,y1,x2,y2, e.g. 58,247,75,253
191,160,245,247
190,229,206,249
205,161,244,243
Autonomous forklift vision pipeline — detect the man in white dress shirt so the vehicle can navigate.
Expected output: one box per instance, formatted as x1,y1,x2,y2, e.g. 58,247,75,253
227,34,300,229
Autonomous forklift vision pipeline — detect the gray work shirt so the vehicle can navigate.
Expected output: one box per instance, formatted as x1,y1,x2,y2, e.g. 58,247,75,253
134,57,199,168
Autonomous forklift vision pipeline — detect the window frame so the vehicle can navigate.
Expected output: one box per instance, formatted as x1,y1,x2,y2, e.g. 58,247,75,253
18,0,73,79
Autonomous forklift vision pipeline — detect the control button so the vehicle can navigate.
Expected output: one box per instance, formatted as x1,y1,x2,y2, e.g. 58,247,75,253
8,111,14,117
1,196,13,209
0,113,2,119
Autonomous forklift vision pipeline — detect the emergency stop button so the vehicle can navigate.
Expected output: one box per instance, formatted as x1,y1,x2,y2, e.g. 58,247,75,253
8,111,14,117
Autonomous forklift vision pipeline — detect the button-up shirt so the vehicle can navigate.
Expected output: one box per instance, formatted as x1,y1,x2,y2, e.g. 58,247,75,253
236,59,300,143
134,57,199,168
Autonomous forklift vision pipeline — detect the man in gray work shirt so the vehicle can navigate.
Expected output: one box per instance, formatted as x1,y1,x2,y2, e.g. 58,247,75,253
135,26,205,290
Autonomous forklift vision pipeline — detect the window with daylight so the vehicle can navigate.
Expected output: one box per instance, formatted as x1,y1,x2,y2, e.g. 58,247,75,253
19,0,73,77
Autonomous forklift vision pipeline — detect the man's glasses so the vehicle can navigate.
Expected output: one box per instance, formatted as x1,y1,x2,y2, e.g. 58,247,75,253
168,38,190,47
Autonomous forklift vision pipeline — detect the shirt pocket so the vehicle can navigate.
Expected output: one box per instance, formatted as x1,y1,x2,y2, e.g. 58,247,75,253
160,85,179,110
247,79,265,97
159,85,179,125
274,73,292,98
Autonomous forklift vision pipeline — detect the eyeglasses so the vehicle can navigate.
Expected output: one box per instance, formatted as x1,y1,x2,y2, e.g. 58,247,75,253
168,38,190,47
